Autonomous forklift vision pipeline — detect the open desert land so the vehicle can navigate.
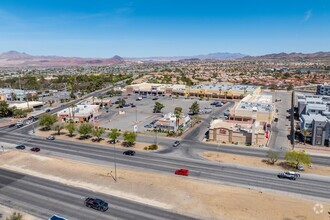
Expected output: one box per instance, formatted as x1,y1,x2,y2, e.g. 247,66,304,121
0,151,329,220
201,151,330,177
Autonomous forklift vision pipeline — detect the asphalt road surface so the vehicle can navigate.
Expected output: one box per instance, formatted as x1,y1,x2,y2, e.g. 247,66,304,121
0,169,197,220
1,132,330,200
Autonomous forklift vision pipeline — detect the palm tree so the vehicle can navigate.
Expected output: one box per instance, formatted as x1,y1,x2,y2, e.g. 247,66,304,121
243,88,247,97
69,104,77,121
218,88,222,99
99,95,104,107
302,129,309,145
224,90,228,100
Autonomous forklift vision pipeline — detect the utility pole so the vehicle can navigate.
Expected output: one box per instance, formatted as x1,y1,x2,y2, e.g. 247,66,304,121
113,145,117,182
135,106,137,123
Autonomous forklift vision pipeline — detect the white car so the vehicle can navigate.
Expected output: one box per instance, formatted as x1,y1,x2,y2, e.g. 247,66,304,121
46,136,55,140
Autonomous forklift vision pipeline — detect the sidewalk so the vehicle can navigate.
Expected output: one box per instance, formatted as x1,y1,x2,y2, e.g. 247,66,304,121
0,118,20,127
294,143,330,157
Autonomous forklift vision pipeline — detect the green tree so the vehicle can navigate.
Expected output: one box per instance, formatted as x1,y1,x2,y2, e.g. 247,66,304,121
0,101,10,118
224,90,228,100
123,131,137,147
285,150,311,169
39,113,57,130
287,83,294,91
118,98,126,106
301,129,309,145
6,212,24,220
108,129,121,142
48,100,55,107
153,102,164,113
174,107,183,116
66,120,76,137
52,122,64,135
92,127,105,141
77,122,93,138
267,150,279,165
189,101,200,115
11,108,27,118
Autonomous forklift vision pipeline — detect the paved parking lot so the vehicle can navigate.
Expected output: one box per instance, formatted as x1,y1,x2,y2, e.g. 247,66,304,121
97,94,223,133
262,90,292,150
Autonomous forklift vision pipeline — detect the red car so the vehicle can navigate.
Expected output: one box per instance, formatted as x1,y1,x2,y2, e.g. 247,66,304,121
30,147,40,152
175,169,189,176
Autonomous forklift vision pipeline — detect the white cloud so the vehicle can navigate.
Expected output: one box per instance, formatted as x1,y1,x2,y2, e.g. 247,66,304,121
303,10,312,22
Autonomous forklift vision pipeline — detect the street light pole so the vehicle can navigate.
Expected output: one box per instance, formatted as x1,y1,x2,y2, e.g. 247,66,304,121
113,145,117,182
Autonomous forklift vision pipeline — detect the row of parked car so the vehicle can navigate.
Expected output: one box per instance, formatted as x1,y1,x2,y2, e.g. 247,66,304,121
210,101,225,107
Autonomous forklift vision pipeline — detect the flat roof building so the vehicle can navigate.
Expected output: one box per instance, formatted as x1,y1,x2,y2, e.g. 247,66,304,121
125,83,261,99
57,104,99,123
208,119,266,146
8,101,44,110
229,94,275,124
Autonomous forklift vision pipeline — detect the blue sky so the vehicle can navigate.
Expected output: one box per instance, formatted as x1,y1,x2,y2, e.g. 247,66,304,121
0,0,329,57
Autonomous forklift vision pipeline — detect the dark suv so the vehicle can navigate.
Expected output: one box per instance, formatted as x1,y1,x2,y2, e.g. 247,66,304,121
16,145,26,150
84,198,108,212
123,150,136,156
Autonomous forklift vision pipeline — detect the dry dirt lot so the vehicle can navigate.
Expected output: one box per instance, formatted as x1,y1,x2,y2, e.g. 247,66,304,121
201,152,330,176
0,151,329,220
35,129,162,152
0,204,39,220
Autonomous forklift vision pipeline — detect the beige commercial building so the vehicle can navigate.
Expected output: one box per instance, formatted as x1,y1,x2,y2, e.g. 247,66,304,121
208,119,267,146
229,94,275,124
125,83,261,99
9,101,44,110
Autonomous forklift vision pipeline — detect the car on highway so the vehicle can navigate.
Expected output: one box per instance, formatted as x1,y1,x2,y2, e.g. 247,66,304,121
284,171,300,178
123,150,136,156
16,123,24,128
30,147,40,152
49,214,67,220
47,136,55,140
16,145,26,150
45,109,51,113
277,172,297,180
173,141,180,147
152,97,158,100
144,124,153,128
175,168,189,176
8,124,16,128
84,197,108,212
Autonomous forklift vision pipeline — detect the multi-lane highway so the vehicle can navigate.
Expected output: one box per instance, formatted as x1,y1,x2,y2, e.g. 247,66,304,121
1,131,330,200
0,169,196,220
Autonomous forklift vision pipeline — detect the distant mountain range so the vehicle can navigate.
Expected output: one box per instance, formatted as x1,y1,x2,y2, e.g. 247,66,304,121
126,52,247,61
244,52,330,61
0,51,124,67
0,50,330,67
